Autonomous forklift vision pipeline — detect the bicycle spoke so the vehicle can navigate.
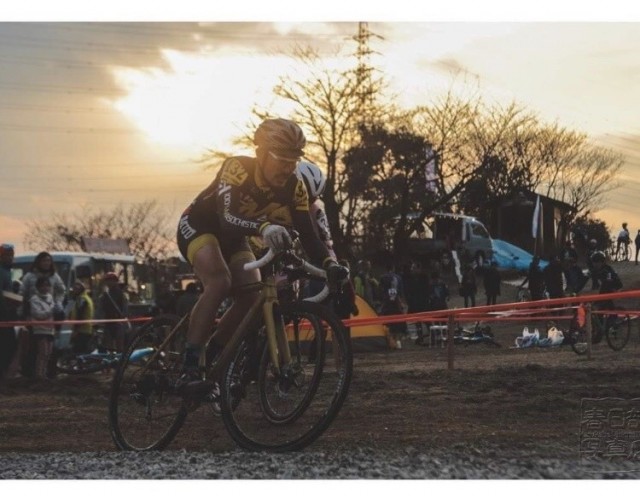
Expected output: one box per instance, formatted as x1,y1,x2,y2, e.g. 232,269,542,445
108,314,188,451
220,301,352,452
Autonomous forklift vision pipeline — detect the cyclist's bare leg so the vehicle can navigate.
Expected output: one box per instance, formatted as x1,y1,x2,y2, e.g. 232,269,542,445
210,255,260,345
188,243,232,348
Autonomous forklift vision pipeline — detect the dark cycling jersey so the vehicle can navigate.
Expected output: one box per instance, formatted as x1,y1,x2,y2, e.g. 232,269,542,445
592,264,622,294
177,156,332,267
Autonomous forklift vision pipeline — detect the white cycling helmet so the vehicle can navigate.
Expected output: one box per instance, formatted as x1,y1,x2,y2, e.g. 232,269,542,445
296,161,326,199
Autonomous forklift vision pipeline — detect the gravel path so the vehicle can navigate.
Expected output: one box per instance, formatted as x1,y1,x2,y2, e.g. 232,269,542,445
1,447,639,479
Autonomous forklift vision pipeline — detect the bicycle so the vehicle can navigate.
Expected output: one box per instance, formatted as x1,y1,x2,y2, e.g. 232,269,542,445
108,248,352,452
55,333,154,375
565,303,631,354
611,239,632,262
452,322,501,347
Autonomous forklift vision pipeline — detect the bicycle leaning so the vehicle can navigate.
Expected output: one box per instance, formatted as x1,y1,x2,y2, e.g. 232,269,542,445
107,247,352,452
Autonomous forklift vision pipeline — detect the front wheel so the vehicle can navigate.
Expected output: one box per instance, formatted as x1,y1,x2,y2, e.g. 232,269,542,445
108,314,188,451
220,301,352,452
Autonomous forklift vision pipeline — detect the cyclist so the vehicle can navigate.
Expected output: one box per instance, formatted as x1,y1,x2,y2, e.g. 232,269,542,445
616,222,630,260
589,251,623,322
176,118,348,384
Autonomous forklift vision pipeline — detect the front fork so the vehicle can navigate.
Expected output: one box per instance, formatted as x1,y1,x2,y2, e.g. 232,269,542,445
263,278,292,375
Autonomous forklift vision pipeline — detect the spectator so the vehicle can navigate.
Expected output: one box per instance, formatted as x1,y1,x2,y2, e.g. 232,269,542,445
20,251,66,319
353,259,379,309
527,256,546,300
561,240,578,265
564,260,588,296
402,261,429,345
0,243,19,380
483,261,501,306
100,272,128,353
635,230,640,266
616,222,630,259
427,270,450,312
176,282,200,318
378,263,407,349
459,264,477,308
586,239,600,290
30,276,56,380
20,251,66,377
68,280,95,355
543,256,564,299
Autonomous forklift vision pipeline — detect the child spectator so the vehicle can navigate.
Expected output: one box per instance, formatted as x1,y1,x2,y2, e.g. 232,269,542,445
69,280,95,354
30,276,55,380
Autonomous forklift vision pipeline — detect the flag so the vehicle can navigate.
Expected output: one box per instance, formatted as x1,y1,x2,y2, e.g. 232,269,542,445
532,195,541,238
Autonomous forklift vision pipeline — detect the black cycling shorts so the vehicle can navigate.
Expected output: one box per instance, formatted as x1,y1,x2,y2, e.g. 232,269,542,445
177,211,255,267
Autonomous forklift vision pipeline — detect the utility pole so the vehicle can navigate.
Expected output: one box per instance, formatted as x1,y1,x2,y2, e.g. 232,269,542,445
352,22,383,126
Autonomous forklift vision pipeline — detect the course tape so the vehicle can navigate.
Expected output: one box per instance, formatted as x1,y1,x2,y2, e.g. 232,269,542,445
2,290,639,330
341,289,640,328
0,317,151,328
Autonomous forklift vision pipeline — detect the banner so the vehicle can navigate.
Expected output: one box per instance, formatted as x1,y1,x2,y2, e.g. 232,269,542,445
531,194,541,238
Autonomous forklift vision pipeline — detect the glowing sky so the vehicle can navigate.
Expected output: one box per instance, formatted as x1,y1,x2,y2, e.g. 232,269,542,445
1,12,639,252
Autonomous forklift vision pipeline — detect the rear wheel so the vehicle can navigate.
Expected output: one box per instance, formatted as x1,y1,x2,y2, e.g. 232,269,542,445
220,301,352,452
108,314,188,451
605,312,631,351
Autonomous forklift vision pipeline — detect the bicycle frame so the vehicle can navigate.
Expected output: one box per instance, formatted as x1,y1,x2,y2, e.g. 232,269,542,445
132,264,295,389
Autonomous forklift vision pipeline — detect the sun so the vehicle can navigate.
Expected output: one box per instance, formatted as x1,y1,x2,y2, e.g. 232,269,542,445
109,50,291,154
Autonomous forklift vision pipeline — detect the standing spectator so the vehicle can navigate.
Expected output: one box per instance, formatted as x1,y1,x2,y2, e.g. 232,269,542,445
20,251,66,377
561,240,578,265
353,259,379,309
0,243,19,380
378,263,407,349
459,264,477,308
402,261,429,345
68,280,95,354
427,270,450,312
564,260,588,296
100,272,128,353
586,239,600,290
20,251,66,319
616,222,630,259
483,261,501,306
544,256,564,299
527,256,546,300
635,230,640,265
30,276,56,380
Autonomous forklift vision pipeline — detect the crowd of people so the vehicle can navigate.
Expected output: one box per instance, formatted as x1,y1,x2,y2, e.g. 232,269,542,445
0,246,133,382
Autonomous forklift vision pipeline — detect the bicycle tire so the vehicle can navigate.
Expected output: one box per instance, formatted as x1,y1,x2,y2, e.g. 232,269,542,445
568,313,605,355
108,314,188,451
220,301,352,452
605,311,631,351
257,307,326,425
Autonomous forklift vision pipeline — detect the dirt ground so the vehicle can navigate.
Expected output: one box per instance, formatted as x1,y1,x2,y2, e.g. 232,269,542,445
1,262,640,458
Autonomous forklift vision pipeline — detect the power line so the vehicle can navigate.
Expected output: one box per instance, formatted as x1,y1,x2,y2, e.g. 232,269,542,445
0,82,122,96
0,123,136,134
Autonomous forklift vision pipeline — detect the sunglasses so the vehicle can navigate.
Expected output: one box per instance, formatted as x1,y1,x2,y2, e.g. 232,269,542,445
268,150,300,164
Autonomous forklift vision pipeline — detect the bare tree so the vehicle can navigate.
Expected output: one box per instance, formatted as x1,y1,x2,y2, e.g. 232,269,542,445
24,200,175,261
